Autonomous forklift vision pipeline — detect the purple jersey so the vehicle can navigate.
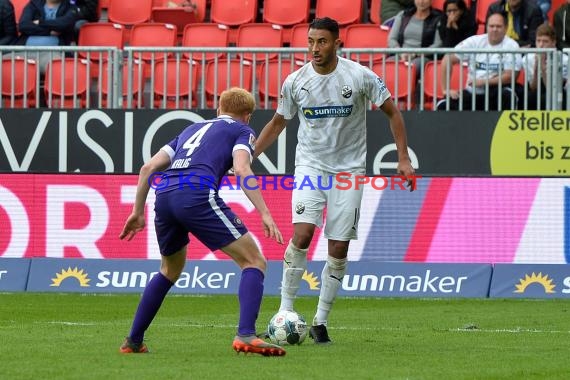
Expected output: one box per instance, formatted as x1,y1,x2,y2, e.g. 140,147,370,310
157,115,256,193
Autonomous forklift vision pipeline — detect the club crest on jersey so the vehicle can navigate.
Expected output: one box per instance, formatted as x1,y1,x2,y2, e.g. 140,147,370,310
295,202,305,215
341,85,352,98
234,217,243,226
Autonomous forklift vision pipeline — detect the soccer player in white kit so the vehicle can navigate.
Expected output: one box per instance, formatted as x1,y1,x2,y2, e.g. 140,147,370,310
254,17,416,343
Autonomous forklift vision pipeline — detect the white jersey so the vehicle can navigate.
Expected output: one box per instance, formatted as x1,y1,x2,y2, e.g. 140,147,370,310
522,52,569,89
455,34,522,94
277,56,391,174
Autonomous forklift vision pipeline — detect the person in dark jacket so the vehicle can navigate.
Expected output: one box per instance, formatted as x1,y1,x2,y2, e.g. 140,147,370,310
553,0,570,50
17,0,76,73
438,0,477,47
486,0,543,47
70,0,99,39
0,0,18,45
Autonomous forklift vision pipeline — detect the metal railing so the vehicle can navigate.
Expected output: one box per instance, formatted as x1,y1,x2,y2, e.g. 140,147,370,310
0,46,567,111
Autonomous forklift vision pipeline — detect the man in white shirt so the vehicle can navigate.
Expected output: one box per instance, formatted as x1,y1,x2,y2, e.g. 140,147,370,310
437,11,522,110
253,17,415,344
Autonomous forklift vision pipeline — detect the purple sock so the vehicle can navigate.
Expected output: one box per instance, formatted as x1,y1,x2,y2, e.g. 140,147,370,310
129,272,174,344
237,267,265,336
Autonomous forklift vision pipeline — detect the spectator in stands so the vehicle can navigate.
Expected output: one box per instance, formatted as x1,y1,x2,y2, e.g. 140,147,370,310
518,23,568,109
71,0,99,36
438,0,477,47
554,0,570,49
536,0,551,22
381,0,414,26
436,11,522,110
486,0,543,47
0,0,18,45
17,0,76,72
388,0,443,67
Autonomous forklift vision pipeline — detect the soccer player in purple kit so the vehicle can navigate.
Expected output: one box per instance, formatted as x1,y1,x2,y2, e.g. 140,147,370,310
119,87,286,357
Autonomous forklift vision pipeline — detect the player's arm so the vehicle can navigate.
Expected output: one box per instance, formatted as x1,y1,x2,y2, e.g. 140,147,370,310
379,98,416,191
253,113,287,159
233,149,283,244
120,150,171,240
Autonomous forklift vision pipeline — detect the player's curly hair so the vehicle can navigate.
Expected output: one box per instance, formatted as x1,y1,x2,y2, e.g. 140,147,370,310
309,17,340,39
219,87,256,116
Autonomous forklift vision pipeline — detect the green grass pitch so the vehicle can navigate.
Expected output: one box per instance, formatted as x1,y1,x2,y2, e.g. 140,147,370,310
1,293,569,379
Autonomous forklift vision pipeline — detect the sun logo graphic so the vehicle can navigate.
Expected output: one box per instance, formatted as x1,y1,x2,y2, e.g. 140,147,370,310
50,267,91,287
302,271,320,290
514,272,555,294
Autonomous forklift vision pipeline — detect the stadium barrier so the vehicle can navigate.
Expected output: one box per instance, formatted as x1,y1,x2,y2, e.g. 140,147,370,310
3,257,570,299
0,46,567,110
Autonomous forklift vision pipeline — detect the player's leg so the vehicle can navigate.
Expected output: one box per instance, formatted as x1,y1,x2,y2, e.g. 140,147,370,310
309,177,363,343
121,247,187,353
221,233,286,356
280,167,325,312
121,192,190,353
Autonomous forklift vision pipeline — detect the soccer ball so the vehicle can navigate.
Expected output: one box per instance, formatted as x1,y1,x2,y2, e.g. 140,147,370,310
267,310,307,345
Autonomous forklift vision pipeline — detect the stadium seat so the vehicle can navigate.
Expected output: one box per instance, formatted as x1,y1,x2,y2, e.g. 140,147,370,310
344,24,389,64
372,61,417,110
77,22,125,63
289,23,311,62
205,59,253,107
98,60,145,108
262,0,310,43
210,0,258,43
1,57,38,108
369,0,381,24
129,23,178,77
182,23,230,62
476,0,496,26
236,23,283,62
44,58,90,108
258,59,302,108
108,0,153,25
152,58,200,109
422,60,469,109
315,0,363,40
151,0,207,35
12,0,27,23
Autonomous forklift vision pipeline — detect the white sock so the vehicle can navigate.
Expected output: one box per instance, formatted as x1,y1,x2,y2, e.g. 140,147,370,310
314,256,347,326
279,240,308,312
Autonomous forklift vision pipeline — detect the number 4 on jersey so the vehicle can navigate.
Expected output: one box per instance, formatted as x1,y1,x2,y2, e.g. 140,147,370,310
182,123,213,157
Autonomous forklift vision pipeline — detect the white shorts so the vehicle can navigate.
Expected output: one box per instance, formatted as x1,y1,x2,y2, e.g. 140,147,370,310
291,166,364,241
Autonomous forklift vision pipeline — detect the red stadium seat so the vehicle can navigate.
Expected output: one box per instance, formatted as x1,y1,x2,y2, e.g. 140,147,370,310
423,60,469,109
372,61,417,110
153,59,200,109
1,57,38,108
108,0,153,25
344,24,389,64
476,0,497,26
182,23,230,62
236,23,283,62
98,60,145,108
370,0,381,24
289,23,311,62
262,0,310,43
210,0,258,43
151,0,207,35
205,59,253,107
258,59,302,108
77,23,125,62
315,0,363,27
129,23,178,77
44,58,90,108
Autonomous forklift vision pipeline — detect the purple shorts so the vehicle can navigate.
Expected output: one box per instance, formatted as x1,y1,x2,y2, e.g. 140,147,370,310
154,188,248,255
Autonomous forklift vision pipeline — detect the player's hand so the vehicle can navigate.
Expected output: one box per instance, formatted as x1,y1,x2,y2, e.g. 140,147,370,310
261,213,284,244
397,159,416,192
119,213,146,241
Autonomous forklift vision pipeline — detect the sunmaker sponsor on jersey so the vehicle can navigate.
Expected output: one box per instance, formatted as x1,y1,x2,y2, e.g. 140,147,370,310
302,105,353,119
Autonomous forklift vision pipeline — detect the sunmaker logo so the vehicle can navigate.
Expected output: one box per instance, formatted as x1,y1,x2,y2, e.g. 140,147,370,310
302,105,353,119
51,267,91,287
514,272,556,294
